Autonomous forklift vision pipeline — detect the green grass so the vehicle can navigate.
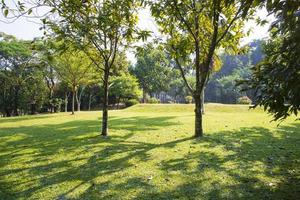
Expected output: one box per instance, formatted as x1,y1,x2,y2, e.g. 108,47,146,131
0,104,299,200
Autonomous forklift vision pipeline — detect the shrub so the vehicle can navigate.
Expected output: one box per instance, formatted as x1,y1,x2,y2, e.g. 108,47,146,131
49,98,63,112
125,99,139,107
148,97,160,104
185,96,193,104
237,96,252,104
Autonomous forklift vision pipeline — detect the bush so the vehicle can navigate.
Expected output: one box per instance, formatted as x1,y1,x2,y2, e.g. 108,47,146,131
125,99,139,107
49,98,63,112
148,97,160,104
185,96,193,104
237,96,252,104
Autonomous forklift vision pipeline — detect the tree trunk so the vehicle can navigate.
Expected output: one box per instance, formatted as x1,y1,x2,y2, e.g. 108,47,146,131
117,96,120,109
64,92,68,112
88,93,92,111
201,89,205,114
75,90,80,112
72,87,75,115
142,88,146,103
194,92,203,137
101,68,109,136
14,87,20,116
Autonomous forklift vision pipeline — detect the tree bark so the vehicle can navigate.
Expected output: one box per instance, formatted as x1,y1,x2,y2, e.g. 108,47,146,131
14,87,20,116
75,90,80,112
194,92,203,137
101,67,109,136
142,88,146,103
88,93,92,111
72,87,75,115
201,89,205,114
64,92,68,112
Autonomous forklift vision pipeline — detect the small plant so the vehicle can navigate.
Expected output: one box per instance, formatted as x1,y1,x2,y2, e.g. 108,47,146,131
237,96,252,104
185,96,193,104
125,99,139,107
148,97,160,104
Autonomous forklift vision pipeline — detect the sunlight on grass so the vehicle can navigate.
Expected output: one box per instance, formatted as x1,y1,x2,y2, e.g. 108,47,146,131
0,104,299,199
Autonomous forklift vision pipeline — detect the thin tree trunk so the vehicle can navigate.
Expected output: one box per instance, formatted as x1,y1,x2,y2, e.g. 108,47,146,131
101,68,109,136
142,88,146,103
117,96,120,109
88,93,92,111
75,90,80,112
72,87,75,115
14,87,19,116
64,92,68,112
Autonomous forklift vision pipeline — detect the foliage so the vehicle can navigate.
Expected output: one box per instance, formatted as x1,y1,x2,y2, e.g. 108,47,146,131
185,96,193,104
48,98,63,113
0,32,47,116
148,97,160,104
149,0,259,137
237,96,252,105
242,1,300,120
110,73,142,102
131,44,173,95
125,99,139,107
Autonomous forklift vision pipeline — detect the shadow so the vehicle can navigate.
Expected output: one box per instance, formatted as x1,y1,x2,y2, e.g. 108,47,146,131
0,114,57,124
0,115,299,199
0,115,189,199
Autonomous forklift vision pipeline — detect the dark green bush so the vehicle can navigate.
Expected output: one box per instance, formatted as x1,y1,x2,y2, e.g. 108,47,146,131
185,96,193,104
125,99,139,107
148,97,160,104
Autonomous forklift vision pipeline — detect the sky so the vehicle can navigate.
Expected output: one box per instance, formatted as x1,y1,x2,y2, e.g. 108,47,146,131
0,7,274,62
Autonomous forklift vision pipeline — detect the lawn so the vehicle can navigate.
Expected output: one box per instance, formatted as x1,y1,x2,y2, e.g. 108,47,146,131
0,104,299,200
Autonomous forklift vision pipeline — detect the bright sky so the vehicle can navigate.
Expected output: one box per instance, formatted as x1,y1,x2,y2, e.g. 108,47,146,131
0,7,274,62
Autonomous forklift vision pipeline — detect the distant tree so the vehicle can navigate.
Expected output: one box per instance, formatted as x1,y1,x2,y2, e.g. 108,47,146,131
0,33,32,116
131,44,173,102
150,0,258,137
110,74,141,108
55,47,93,115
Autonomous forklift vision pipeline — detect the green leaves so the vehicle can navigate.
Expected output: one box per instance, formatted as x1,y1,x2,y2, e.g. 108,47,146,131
3,9,8,17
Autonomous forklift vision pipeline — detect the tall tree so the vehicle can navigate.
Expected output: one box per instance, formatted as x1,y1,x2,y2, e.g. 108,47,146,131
150,0,257,137
44,0,149,136
0,33,32,116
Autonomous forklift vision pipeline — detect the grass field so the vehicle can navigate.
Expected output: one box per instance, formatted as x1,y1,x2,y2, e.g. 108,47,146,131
0,104,299,200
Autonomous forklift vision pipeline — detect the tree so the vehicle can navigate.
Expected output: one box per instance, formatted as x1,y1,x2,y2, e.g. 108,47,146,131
44,0,149,136
0,33,32,116
150,0,257,137
55,47,93,115
110,74,142,108
242,1,300,120
131,44,173,102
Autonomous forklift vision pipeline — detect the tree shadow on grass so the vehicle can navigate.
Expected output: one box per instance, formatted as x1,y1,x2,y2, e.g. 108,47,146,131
131,123,300,200
0,115,189,199
0,116,299,200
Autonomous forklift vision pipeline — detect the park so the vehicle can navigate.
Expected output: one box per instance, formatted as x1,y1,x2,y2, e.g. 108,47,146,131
0,0,299,199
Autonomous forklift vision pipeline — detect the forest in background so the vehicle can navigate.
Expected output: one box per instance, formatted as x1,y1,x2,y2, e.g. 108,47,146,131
0,31,263,117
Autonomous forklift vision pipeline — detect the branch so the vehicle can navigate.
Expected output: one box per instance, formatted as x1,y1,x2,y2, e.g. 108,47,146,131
172,0,197,40
174,57,194,94
216,3,244,45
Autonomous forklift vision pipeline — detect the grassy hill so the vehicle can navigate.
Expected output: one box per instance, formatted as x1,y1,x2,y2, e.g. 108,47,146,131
0,104,299,199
